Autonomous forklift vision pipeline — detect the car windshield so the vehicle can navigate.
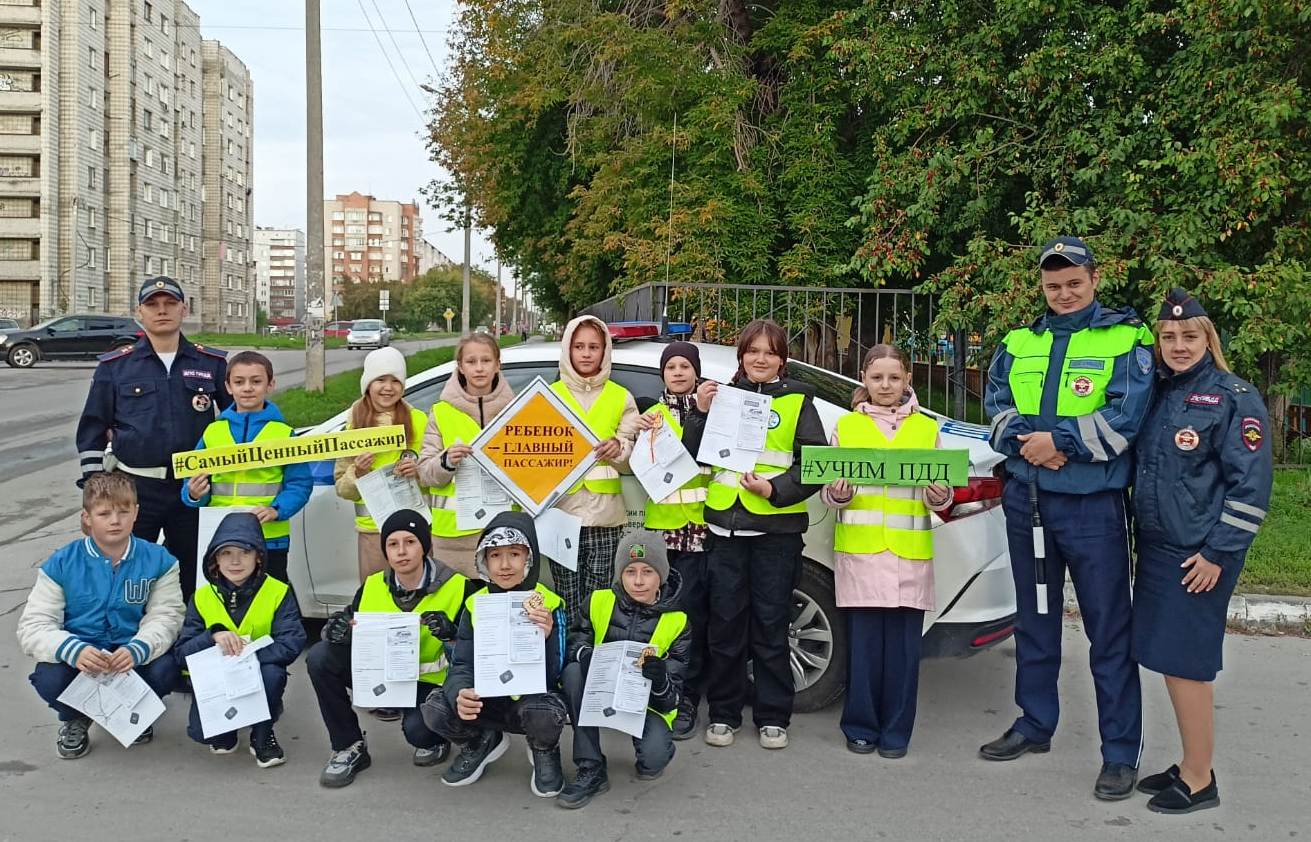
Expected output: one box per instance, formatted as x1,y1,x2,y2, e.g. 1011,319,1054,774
27,316,64,330
787,360,859,409
353,320,384,330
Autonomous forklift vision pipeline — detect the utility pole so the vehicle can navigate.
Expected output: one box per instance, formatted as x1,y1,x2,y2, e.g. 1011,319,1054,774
461,203,471,335
494,257,502,333
304,0,325,392
511,268,519,332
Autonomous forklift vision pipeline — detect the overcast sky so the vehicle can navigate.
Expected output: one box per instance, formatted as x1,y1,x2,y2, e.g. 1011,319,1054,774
189,0,499,275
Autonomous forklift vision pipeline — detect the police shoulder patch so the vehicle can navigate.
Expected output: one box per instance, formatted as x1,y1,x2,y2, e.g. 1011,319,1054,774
1134,346,1153,375
1240,416,1264,452
193,343,228,360
98,345,135,362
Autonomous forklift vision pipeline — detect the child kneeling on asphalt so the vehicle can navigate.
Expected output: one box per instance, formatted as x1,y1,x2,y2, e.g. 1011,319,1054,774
558,529,689,809
173,511,306,766
17,472,185,759
420,511,569,797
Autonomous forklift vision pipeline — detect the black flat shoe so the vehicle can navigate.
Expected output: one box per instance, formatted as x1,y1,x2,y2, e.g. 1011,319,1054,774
1147,772,1219,814
1094,762,1138,801
846,738,877,755
978,729,1051,761
1137,764,1181,796
877,746,907,759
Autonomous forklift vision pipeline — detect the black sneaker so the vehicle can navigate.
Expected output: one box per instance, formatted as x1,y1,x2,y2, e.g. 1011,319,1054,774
320,740,372,788
1147,772,1220,815
57,717,92,759
441,730,507,787
672,700,698,742
557,762,610,809
250,728,286,768
1137,764,1181,796
529,746,564,797
131,726,154,747
413,741,450,767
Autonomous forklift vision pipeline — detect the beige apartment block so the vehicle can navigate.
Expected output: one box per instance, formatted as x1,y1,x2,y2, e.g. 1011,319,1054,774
417,237,454,274
324,192,422,296
254,225,304,321
199,39,252,332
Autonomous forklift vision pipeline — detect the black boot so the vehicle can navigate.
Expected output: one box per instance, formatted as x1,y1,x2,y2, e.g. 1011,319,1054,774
529,745,564,797
558,762,610,809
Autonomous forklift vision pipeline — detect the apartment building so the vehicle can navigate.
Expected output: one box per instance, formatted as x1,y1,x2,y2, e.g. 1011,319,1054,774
324,192,422,290
417,237,454,274
253,225,303,321
199,39,251,331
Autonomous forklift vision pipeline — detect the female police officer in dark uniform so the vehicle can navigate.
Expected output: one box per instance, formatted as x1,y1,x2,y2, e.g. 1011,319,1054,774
1131,288,1273,814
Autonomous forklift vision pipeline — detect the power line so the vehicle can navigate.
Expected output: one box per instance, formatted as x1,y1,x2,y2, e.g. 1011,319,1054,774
355,0,423,120
402,0,443,79
173,23,449,34
369,0,423,89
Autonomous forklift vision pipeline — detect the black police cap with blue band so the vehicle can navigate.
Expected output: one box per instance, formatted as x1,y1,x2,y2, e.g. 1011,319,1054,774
1158,287,1208,321
138,276,185,304
1038,236,1094,267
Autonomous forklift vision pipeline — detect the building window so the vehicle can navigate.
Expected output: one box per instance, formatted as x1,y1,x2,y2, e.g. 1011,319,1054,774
90,8,99,29
88,46,99,71
143,1,153,22
86,166,96,188
87,86,98,110
143,109,152,129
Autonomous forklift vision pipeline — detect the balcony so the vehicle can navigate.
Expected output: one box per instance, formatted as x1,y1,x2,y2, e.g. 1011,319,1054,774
0,91,41,111
0,176,39,194
0,4,41,26
0,259,39,280
0,216,39,237
0,48,41,69
1,133,39,153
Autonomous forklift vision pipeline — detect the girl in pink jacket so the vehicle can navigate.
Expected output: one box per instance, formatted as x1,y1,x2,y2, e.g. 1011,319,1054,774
821,344,953,758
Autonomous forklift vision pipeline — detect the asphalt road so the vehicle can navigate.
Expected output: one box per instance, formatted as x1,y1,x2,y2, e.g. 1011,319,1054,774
0,337,459,548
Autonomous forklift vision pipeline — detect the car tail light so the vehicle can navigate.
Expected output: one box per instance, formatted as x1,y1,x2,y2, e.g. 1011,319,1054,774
972,624,1015,648
950,477,1004,518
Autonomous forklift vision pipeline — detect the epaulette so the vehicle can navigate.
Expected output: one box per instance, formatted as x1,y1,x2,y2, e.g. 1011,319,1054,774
193,343,228,360
1227,380,1251,395
98,346,135,362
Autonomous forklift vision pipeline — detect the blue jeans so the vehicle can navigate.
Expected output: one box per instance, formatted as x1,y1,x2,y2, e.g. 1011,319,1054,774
29,658,176,722
186,661,288,747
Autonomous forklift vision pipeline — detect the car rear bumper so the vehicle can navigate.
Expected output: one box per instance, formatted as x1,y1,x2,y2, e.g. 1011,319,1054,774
922,614,1016,659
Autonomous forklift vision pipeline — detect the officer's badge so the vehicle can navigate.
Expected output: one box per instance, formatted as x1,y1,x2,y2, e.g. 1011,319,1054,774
192,393,211,412
1135,346,1153,375
629,543,647,561
1174,426,1200,452
1070,375,1095,397
768,410,781,429
1241,416,1264,452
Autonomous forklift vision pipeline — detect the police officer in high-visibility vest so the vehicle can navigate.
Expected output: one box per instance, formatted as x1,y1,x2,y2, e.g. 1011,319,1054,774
558,530,692,809
306,510,473,788
416,333,515,578
76,277,230,602
173,511,306,766
980,236,1155,801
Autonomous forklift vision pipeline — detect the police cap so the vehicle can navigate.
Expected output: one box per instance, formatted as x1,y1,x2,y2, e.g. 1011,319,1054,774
1038,236,1094,269
138,276,185,305
1158,287,1208,321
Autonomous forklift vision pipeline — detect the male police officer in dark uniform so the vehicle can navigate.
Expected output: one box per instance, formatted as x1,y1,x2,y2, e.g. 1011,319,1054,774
981,237,1155,800
76,277,229,600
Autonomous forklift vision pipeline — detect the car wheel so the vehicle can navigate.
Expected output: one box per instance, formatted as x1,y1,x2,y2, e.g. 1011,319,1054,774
790,559,846,712
6,343,38,368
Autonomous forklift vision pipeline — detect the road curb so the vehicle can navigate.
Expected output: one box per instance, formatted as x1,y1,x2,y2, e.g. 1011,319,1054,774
1062,582,1311,636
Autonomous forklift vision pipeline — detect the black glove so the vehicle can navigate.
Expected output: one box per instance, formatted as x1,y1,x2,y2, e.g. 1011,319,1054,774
421,611,458,642
640,655,668,685
323,610,353,645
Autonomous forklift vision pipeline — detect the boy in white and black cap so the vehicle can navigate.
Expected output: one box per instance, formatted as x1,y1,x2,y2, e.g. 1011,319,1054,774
557,529,691,809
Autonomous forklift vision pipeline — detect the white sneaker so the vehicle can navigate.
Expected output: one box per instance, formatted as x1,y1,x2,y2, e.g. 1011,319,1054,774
704,723,738,747
759,726,789,750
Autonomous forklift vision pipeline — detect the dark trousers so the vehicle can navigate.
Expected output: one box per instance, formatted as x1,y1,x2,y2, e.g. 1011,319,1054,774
671,550,709,707
1003,482,1142,765
704,531,803,729
549,525,623,629
30,658,175,722
305,640,444,752
561,661,675,774
840,607,925,750
264,548,289,583
128,475,200,601
186,662,288,747
421,687,567,751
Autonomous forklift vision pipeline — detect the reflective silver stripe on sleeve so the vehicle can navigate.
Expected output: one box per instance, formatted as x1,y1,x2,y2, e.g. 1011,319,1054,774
989,408,1018,449
209,482,282,497
1224,499,1267,521
1092,412,1130,456
1077,414,1109,461
585,465,621,481
79,450,106,462
354,502,370,517
1218,512,1260,534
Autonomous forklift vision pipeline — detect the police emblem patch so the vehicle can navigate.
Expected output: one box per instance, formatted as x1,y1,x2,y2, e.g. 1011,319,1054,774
1241,416,1264,452
1135,346,1153,375
1174,426,1200,452
768,410,781,429
1071,375,1095,397
192,393,211,412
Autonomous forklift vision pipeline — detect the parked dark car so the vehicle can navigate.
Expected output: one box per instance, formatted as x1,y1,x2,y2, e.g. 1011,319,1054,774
0,318,20,331
1,315,143,368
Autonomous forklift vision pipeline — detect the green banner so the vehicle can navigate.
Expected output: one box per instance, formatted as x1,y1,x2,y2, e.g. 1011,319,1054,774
800,446,971,487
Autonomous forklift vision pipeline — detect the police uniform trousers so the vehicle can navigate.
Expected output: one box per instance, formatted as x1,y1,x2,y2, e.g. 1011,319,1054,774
187,661,288,747
561,661,675,775
840,607,925,751
672,549,709,707
420,686,568,751
128,474,200,602
1003,481,1142,765
305,640,444,752
1132,538,1243,682
30,658,175,722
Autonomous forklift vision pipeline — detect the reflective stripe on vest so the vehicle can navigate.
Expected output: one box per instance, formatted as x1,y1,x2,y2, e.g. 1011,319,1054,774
550,380,629,495
587,589,687,728
358,570,467,685
427,401,485,539
705,392,808,516
642,402,711,530
203,419,294,540
193,576,289,640
1003,323,1153,418
831,411,938,560
352,407,431,532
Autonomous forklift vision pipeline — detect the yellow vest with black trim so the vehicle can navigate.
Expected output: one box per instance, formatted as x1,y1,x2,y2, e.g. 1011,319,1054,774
588,589,687,728
203,418,293,541
427,401,485,539
705,391,808,516
550,380,628,495
831,412,938,560
358,570,467,685
193,575,289,639
642,403,710,530
1003,323,1154,417
352,406,430,532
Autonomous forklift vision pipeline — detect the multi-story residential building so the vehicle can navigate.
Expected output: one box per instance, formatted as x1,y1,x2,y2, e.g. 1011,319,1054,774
416,238,454,275
323,192,422,291
200,39,252,332
253,226,304,321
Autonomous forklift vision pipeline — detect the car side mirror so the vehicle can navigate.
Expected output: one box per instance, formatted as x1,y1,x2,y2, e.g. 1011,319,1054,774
46,327,56,335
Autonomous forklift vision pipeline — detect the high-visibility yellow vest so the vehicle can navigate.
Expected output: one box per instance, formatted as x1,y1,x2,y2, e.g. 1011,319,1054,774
1003,323,1153,417
193,575,289,639
831,412,938,560
705,391,809,516
427,401,485,539
203,418,293,541
358,569,467,686
550,380,629,495
587,589,687,728
352,407,430,532
642,403,710,530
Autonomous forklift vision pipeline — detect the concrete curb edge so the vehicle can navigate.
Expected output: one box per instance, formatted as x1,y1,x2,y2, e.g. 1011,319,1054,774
1061,582,1311,635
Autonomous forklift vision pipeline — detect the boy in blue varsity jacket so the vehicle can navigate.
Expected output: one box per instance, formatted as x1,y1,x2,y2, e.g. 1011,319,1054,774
174,511,306,767
17,473,186,759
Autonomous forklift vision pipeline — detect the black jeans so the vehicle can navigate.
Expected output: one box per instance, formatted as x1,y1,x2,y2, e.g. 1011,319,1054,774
305,640,444,752
671,550,709,707
704,531,803,729
561,661,674,773
420,688,567,751
129,475,200,601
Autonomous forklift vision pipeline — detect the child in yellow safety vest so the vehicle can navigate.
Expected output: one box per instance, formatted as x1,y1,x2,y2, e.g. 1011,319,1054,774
182,351,313,583
416,332,515,577
173,511,306,766
820,344,954,759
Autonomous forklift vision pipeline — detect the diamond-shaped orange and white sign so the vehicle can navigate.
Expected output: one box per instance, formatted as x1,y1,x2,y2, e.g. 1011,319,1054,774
469,376,599,515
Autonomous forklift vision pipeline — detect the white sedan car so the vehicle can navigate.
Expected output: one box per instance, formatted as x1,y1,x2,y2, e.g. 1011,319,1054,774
284,341,1017,711
345,319,391,350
